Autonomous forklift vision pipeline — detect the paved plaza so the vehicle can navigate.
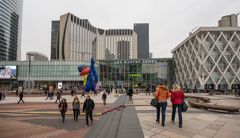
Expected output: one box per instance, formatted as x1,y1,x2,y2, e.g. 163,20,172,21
0,93,240,138
133,93,240,138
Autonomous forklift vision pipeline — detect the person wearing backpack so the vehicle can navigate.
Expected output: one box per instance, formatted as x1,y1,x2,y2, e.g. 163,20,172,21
171,84,185,128
155,84,169,127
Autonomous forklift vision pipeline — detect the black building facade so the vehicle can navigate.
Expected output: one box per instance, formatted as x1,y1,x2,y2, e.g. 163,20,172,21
50,21,60,60
134,23,149,58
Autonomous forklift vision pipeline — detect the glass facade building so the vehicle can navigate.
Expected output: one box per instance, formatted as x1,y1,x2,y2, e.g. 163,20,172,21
0,58,174,89
98,58,174,88
0,0,23,61
0,61,96,81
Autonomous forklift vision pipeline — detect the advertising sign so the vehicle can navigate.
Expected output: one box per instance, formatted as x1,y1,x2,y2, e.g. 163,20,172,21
0,66,17,79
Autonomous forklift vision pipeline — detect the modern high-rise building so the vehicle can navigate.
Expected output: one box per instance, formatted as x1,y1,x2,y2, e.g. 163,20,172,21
51,13,138,61
134,23,149,58
0,0,23,61
172,14,240,90
50,21,60,60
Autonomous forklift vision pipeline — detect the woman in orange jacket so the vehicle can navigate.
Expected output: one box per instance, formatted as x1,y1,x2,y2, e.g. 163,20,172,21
155,84,170,127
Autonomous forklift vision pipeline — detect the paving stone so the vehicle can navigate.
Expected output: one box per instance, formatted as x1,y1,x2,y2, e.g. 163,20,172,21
149,127,164,133
151,133,170,138
161,130,190,138
28,129,67,138
184,119,209,131
214,120,240,138
205,123,223,131
192,134,209,138
195,114,220,122
142,129,157,137
198,128,217,137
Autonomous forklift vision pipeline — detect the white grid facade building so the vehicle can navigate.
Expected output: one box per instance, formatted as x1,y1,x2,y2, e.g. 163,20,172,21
172,27,240,90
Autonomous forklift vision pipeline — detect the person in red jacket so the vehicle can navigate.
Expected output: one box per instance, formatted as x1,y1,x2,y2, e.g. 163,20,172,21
171,84,185,128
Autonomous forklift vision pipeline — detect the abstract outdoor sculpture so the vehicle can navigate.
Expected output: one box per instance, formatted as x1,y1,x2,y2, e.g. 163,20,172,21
78,58,98,93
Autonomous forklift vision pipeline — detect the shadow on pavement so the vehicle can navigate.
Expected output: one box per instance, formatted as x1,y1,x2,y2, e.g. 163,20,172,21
22,117,91,131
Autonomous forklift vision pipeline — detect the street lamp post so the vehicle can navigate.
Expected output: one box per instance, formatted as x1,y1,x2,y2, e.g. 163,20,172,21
26,53,34,94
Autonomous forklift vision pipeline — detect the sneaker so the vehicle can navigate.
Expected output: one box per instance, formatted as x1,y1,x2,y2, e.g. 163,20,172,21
178,126,182,128
156,120,159,124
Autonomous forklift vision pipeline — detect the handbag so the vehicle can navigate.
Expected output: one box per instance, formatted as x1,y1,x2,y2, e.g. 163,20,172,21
182,100,188,112
150,98,158,107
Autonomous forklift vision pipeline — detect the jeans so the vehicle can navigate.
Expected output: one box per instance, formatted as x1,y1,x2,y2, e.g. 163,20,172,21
73,109,79,120
171,104,183,127
156,102,167,126
86,111,93,125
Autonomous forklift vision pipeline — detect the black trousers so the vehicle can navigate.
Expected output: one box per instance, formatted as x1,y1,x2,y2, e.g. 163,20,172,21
171,104,183,126
17,98,24,104
55,97,61,103
156,102,167,126
103,99,106,105
129,96,132,100
61,111,66,122
86,111,93,125
73,109,79,120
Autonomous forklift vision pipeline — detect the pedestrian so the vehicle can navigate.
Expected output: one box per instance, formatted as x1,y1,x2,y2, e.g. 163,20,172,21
60,88,63,95
171,84,185,128
155,84,169,127
55,90,61,103
106,87,110,95
102,92,107,105
2,91,5,100
45,90,50,100
50,91,54,100
58,98,68,123
83,94,95,127
146,86,150,95
16,89,19,96
72,96,80,121
128,86,133,100
17,92,24,104
0,91,2,101
81,91,85,98
71,89,74,96
94,91,97,96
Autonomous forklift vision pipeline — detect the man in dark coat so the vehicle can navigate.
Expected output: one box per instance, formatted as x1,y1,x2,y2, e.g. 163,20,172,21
83,95,95,127
17,92,24,104
102,92,107,105
55,91,61,103
128,87,133,101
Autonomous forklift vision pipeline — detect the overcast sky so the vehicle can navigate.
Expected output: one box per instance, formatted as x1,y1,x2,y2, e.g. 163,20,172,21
21,0,240,60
